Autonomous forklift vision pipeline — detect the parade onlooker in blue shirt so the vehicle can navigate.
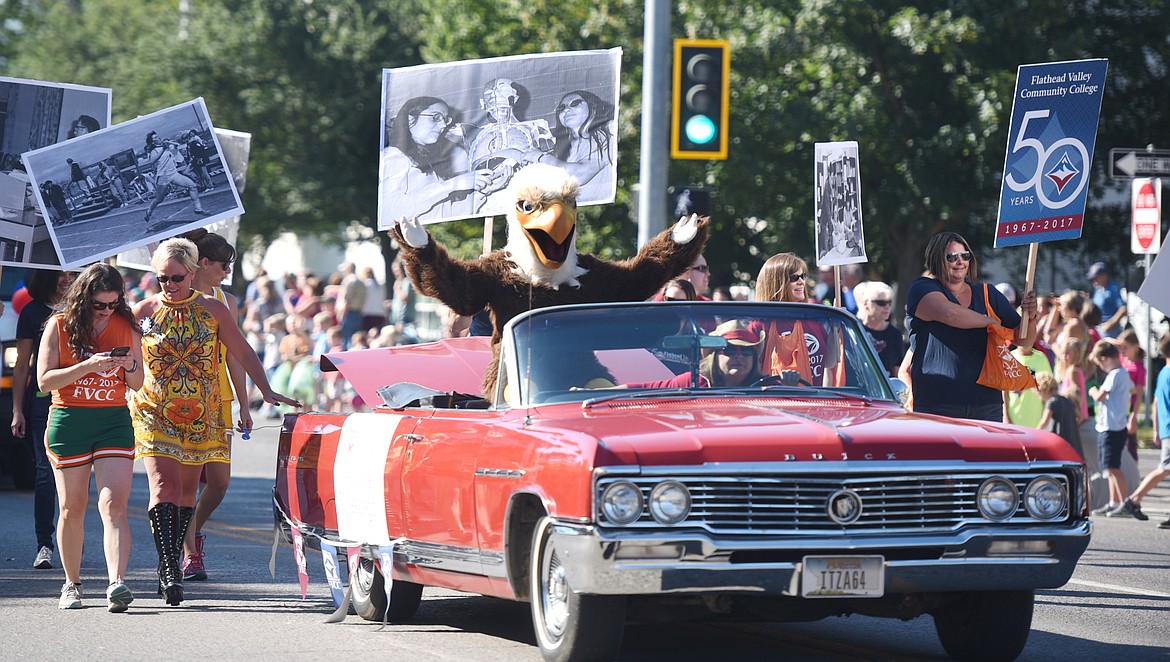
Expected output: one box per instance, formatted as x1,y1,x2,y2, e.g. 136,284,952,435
1087,262,1126,339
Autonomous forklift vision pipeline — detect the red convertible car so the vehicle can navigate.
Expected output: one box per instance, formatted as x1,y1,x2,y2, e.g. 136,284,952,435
274,302,1090,662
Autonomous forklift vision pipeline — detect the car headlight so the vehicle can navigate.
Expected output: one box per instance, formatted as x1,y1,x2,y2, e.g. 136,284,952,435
648,481,691,525
977,477,1019,521
601,481,644,525
1024,477,1067,520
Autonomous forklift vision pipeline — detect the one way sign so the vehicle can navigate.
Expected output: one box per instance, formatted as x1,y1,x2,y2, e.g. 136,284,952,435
1111,148,1170,179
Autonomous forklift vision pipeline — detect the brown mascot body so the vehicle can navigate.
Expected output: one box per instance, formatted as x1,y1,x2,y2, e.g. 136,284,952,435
391,163,709,400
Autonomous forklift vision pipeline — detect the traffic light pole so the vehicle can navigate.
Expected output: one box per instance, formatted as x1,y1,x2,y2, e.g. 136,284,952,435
637,0,670,248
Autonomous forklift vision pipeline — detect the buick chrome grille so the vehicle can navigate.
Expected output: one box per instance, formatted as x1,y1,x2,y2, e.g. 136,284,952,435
595,473,1073,533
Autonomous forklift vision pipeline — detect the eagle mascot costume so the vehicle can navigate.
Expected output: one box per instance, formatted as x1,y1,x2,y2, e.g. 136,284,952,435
391,162,710,400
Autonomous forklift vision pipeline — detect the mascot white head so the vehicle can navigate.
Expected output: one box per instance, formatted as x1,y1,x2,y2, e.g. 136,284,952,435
503,162,588,289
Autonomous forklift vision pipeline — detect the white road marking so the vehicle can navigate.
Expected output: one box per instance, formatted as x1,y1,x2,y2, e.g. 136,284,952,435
1067,578,1170,598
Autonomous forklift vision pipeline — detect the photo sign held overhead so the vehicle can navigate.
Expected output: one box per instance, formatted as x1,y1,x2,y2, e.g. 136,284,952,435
22,98,244,269
813,141,867,266
994,58,1108,248
0,75,111,269
377,48,621,230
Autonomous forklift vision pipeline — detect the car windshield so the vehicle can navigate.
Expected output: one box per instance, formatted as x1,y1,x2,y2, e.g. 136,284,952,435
499,302,895,406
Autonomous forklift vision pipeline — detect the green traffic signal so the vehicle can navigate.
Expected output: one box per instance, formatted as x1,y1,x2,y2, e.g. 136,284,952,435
685,115,717,145
672,39,729,160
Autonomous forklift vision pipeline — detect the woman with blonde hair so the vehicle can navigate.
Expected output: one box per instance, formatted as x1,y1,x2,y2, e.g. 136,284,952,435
754,252,809,303
132,238,299,605
755,253,840,385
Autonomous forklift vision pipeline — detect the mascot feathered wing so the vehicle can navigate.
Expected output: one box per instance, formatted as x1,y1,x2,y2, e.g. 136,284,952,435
391,162,710,400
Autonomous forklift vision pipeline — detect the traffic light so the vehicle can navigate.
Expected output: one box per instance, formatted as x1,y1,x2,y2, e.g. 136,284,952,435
671,38,730,160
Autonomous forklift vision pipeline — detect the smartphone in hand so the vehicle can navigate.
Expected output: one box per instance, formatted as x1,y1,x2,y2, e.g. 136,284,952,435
110,346,131,357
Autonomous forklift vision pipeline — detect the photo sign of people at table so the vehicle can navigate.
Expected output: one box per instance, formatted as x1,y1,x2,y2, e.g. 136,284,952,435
377,48,621,229
813,140,868,266
0,75,111,269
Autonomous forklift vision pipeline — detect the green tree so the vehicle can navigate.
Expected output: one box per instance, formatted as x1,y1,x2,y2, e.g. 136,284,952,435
6,1,1167,302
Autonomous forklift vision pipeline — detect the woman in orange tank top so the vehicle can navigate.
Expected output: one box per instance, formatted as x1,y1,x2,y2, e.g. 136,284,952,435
37,263,144,612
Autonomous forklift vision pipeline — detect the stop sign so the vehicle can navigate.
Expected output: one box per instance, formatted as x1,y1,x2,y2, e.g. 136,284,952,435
1131,177,1162,254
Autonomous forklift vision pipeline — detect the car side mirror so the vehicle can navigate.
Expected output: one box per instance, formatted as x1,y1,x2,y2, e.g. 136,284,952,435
888,378,910,407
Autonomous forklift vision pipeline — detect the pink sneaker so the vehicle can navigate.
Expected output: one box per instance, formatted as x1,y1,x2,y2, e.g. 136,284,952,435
182,533,208,581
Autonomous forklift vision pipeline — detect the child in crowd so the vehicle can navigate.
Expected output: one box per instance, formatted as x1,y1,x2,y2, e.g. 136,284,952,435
258,314,288,420
1035,372,1083,460
1055,337,1089,425
1088,340,1134,516
1114,329,1147,465
1117,332,1170,526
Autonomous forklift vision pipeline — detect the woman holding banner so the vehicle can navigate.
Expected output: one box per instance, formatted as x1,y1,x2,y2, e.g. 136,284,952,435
905,231,1039,422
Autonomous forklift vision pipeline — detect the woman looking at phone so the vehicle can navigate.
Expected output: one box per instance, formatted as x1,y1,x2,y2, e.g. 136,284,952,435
37,263,143,612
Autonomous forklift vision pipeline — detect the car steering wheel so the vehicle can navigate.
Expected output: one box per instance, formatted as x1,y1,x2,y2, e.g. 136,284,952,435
751,372,812,388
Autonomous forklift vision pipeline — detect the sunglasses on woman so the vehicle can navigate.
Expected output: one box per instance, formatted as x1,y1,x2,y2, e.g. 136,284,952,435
91,298,122,311
156,273,187,284
720,346,756,356
556,98,586,113
945,251,973,263
788,272,806,283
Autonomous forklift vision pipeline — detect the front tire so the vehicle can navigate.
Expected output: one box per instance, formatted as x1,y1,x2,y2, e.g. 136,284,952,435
933,590,1034,661
351,555,423,622
530,517,625,662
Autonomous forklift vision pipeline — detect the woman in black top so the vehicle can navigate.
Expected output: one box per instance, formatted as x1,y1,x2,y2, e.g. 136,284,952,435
11,269,76,570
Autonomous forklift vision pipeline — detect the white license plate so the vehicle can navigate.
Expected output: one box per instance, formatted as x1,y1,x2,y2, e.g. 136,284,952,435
800,555,885,598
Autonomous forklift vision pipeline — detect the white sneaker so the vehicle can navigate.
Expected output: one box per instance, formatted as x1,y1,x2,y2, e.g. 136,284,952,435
59,582,82,609
33,546,53,569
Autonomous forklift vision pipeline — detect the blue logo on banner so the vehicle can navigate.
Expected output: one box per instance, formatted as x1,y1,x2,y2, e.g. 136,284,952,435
378,544,395,620
320,542,345,608
995,59,1108,247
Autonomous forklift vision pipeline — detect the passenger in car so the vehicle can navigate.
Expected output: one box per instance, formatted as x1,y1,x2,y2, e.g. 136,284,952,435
754,253,841,385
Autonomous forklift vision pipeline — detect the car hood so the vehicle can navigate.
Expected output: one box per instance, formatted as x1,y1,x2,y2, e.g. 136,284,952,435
529,396,1076,466
324,336,494,402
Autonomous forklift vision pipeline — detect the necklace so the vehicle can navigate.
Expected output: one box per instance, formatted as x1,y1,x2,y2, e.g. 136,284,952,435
944,281,966,297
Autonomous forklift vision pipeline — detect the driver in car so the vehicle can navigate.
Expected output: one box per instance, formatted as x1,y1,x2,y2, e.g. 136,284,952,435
627,320,769,389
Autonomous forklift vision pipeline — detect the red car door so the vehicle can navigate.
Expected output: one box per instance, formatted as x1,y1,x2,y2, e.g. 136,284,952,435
399,412,491,575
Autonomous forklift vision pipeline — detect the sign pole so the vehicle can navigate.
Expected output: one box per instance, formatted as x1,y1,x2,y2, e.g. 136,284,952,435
1021,242,1039,336
1145,248,1154,425
482,216,493,256
833,265,841,307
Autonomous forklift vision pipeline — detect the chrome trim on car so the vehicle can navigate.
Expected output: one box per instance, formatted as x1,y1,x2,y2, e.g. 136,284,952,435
396,539,506,577
475,468,526,479
826,489,863,525
548,519,1092,596
593,463,1085,534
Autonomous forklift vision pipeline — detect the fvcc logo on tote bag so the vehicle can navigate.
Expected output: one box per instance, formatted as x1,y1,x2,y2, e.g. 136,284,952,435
977,284,1037,391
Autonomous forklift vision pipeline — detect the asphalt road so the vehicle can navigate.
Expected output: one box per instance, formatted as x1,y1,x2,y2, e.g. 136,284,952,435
0,420,1167,661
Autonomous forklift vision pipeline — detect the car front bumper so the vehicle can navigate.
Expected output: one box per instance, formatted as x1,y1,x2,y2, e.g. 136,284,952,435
549,519,1092,596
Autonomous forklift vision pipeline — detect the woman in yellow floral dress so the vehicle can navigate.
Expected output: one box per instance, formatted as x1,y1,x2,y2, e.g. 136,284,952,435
131,238,299,605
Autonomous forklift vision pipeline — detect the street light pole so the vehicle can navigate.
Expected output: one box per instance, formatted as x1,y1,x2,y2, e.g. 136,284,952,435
637,0,670,248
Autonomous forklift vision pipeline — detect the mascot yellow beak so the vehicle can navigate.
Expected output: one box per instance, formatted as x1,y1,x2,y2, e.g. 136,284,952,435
517,200,577,269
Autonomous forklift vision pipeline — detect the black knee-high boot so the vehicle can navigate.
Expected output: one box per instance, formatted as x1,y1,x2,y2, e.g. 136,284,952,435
148,503,184,606
176,505,195,569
